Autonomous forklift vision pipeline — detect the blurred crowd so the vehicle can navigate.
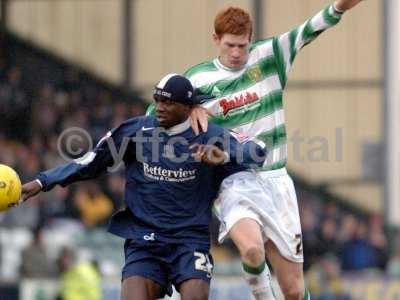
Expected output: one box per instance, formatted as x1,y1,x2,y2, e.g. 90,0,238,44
0,64,144,229
301,193,388,272
0,34,146,231
298,190,400,299
1,33,400,300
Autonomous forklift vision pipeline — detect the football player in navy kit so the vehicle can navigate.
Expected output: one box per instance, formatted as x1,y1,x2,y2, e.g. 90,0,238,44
20,74,267,300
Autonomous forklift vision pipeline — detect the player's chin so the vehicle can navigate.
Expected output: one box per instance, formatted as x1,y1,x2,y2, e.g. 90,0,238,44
157,116,169,128
229,60,245,69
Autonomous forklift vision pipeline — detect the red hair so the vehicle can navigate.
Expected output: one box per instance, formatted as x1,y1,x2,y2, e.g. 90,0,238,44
214,7,253,40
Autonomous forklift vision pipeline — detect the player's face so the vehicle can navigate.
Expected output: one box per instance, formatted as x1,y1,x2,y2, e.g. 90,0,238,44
214,33,250,69
155,96,191,128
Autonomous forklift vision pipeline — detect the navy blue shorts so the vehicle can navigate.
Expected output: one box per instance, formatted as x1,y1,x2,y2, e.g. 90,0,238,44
122,239,213,297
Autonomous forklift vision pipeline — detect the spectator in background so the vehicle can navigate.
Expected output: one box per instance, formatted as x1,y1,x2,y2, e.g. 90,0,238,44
90,94,113,141
368,215,388,270
0,66,29,140
322,202,341,221
306,254,351,300
20,227,56,278
299,200,319,271
57,247,102,300
106,174,125,211
59,68,81,93
0,44,8,82
340,220,377,271
38,186,74,226
108,102,127,129
73,182,113,228
0,196,40,229
31,85,61,138
336,214,357,243
315,218,339,258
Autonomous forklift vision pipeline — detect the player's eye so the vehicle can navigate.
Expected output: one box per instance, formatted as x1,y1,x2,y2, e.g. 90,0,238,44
154,96,169,104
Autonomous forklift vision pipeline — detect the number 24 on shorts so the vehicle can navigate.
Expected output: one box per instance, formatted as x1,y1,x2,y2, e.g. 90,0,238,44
194,252,213,278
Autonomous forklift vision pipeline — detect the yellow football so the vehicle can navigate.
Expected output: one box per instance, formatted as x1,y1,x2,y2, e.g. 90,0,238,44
0,164,22,212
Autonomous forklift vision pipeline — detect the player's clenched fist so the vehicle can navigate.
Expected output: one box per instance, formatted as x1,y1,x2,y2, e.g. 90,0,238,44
190,144,227,166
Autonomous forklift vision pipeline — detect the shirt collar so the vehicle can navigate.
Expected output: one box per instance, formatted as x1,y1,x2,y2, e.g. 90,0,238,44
165,118,191,135
214,57,246,72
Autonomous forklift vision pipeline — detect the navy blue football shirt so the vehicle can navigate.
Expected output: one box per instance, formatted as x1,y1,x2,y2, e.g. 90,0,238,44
37,116,266,245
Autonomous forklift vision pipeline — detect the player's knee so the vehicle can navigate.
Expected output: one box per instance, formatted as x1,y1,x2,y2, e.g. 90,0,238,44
280,278,304,300
282,288,303,300
242,244,265,265
179,280,209,300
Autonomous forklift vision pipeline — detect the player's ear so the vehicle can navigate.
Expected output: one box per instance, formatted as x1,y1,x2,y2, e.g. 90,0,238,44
213,33,221,45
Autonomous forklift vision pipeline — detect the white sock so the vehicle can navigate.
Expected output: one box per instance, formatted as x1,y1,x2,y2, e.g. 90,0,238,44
243,262,276,300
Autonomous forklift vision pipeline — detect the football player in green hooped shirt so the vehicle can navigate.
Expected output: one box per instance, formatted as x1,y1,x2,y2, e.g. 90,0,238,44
147,1,365,299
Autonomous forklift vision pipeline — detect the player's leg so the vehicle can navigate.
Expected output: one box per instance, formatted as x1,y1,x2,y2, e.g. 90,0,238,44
178,278,209,300
121,275,162,300
265,241,308,300
216,171,276,299
171,243,213,300
122,239,170,300
230,218,265,265
257,172,308,300
229,218,276,299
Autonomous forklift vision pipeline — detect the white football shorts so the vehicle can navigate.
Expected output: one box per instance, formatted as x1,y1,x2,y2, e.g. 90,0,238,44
214,168,304,263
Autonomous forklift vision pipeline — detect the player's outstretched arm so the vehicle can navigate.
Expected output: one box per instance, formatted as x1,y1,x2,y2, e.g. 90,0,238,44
273,0,365,86
35,144,114,193
24,123,132,196
334,0,364,12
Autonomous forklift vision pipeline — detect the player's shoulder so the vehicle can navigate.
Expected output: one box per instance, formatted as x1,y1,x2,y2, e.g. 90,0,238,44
249,37,274,53
114,116,156,136
204,123,227,137
184,59,218,79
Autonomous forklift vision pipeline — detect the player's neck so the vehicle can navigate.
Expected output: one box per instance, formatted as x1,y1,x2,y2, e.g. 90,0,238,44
216,57,245,72
165,118,190,135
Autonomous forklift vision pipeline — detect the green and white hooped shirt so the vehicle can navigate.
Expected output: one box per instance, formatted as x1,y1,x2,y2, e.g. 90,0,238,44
147,5,343,171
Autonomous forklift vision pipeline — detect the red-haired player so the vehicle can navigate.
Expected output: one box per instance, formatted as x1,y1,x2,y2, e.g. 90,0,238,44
184,1,364,299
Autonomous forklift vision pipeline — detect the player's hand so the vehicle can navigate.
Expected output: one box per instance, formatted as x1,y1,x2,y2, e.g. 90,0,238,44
189,106,213,135
190,144,227,166
20,180,42,203
334,0,364,12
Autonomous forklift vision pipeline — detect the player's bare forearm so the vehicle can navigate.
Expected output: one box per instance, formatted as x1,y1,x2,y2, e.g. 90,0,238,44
334,0,364,12
20,180,42,203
